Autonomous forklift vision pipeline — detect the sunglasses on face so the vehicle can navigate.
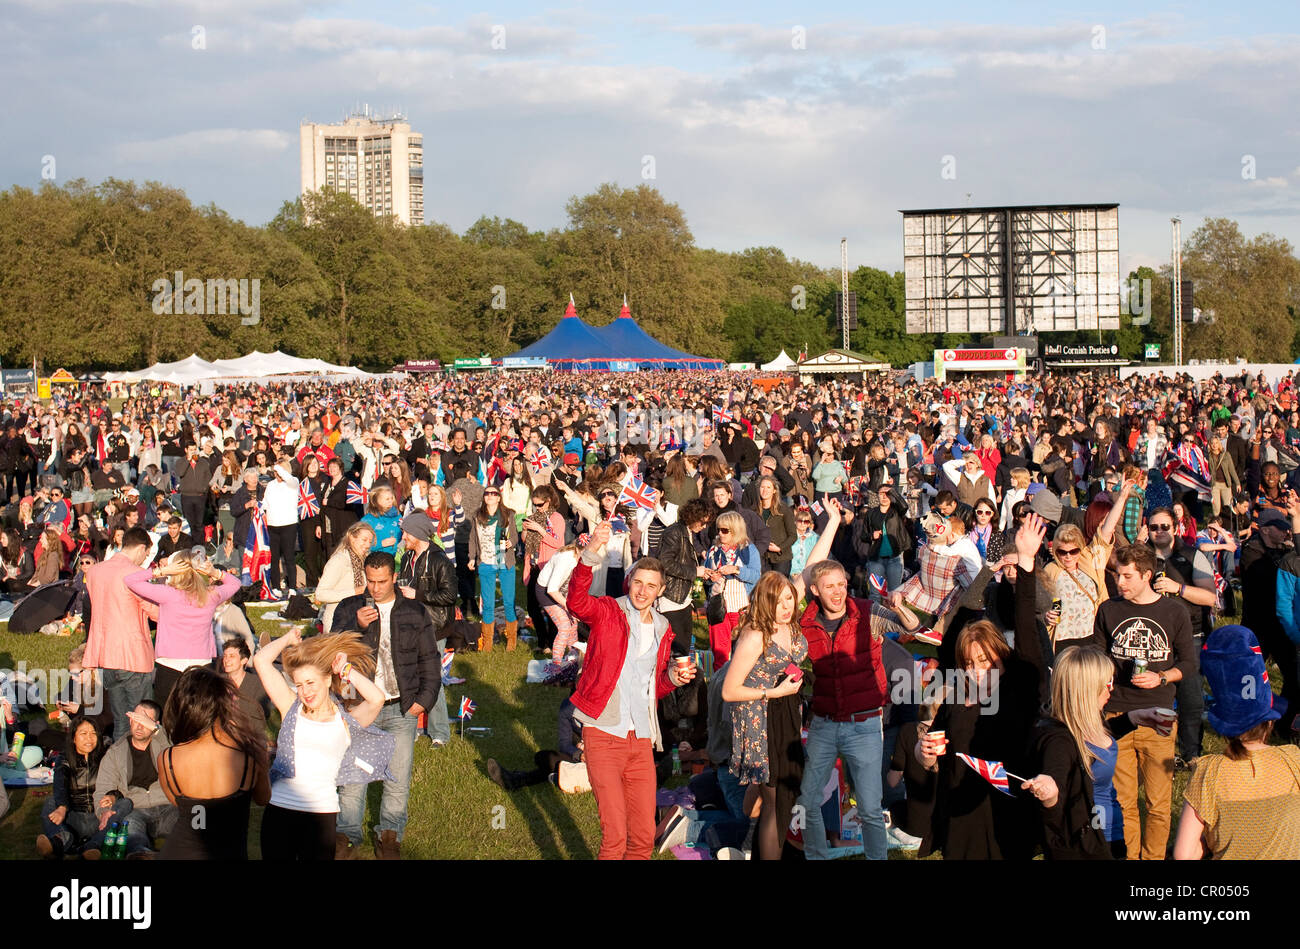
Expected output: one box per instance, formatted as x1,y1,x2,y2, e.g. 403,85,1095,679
1055,547,1081,556
483,490,500,497
1148,524,1173,532
717,528,732,535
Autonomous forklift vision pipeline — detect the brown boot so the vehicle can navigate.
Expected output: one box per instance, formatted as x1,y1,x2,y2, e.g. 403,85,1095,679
335,833,358,861
375,829,401,860
479,622,494,652
504,620,518,651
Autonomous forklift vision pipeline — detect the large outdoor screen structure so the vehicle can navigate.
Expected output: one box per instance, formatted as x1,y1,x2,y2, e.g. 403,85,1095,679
901,204,1121,335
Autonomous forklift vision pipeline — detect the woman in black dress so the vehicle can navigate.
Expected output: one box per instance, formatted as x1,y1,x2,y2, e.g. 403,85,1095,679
914,513,1050,859
157,666,270,860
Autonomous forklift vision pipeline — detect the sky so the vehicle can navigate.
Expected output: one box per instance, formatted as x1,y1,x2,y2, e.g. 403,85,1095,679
3,0,1298,275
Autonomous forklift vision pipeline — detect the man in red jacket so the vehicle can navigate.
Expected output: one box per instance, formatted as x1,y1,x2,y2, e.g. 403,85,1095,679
798,558,912,860
566,520,697,859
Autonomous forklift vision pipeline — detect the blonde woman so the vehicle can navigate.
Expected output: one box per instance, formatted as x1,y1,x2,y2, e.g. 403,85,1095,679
315,521,377,630
1025,646,1170,859
124,549,241,709
1206,435,1240,516
702,510,761,664
721,572,806,860
1041,480,1130,655
999,467,1030,531
254,630,392,861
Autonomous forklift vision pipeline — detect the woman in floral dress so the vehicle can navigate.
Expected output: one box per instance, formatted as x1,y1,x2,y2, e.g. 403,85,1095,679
722,571,807,860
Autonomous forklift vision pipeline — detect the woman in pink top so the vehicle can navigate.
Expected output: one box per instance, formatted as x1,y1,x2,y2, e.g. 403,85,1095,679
521,485,566,653
125,549,241,711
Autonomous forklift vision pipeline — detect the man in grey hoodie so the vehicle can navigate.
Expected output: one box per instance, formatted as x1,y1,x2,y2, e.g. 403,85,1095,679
92,700,174,858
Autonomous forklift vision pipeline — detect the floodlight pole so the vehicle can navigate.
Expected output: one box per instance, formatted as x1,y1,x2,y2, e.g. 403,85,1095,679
1171,217,1182,367
841,239,850,350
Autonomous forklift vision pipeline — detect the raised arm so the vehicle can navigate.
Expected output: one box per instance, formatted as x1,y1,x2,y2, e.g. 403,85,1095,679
1095,478,1133,546
1012,513,1049,687
792,499,843,601
253,629,301,718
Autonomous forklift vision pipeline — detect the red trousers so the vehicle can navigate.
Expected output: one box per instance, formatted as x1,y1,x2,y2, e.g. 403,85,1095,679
708,611,741,665
585,728,656,860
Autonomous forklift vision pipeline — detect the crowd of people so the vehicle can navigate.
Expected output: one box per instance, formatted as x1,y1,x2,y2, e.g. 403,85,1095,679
3,361,1300,861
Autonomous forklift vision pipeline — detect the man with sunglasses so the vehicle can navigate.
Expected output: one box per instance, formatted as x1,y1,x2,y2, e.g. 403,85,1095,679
1089,544,1195,860
1143,507,1216,769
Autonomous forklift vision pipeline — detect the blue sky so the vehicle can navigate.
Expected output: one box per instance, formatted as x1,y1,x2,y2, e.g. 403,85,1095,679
3,0,1298,274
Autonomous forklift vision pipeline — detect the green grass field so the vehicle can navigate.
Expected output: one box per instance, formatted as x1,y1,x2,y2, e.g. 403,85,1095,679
0,600,1280,860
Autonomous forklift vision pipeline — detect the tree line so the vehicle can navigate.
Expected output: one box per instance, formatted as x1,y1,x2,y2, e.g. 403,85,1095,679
0,178,1294,370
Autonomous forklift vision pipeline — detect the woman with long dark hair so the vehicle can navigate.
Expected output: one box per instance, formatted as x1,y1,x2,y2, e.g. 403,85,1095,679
157,666,272,859
36,717,110,859
298,453,327,589
750,474,794,576
467,486,521,650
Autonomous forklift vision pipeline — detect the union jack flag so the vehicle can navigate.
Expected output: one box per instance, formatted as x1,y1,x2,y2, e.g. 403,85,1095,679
241,507,272,599
619,475,660,511
955,753,1014,797
1164,448,1211,501
297,480,320,519
441,650,455,675
810,500,824,516
869,573,888,596
458,696,476,720
713,405,733,424
529,448,551,475
346,480,369,506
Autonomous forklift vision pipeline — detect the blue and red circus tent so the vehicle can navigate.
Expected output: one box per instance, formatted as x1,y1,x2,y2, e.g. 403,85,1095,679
507,295,724,371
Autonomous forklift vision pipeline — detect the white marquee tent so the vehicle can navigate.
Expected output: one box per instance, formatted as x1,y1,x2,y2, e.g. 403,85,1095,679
106,350,369,385
761,349,797,372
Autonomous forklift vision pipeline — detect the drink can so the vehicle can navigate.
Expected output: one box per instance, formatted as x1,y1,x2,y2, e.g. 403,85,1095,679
9,732,25,761
1133,658,1149,676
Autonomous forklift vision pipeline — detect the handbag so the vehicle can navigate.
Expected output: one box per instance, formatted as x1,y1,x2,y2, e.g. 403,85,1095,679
705,592,727,625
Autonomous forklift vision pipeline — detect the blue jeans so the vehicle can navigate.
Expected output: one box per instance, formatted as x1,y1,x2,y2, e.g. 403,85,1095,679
867,556,904,594
41,799,109,855
420,638,451,743
337,701,418,844
717,765,748,821
125,802,176,855
478,564,517,622
799,713,887,860
101,669,154,743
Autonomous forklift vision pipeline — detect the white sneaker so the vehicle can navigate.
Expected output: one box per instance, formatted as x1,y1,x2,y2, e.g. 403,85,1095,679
887,825,922,851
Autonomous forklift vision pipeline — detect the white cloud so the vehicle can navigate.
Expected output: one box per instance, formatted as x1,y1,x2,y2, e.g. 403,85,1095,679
111,129,291,162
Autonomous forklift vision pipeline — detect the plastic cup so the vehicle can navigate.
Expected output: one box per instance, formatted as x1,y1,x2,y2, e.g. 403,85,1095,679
1154,707,1177,724
674,656,692,672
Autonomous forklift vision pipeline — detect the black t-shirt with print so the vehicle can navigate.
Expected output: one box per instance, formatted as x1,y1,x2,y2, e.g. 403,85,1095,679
1092,594,1195,715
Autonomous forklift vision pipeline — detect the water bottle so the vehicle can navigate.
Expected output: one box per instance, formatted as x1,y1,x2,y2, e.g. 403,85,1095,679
671,747,681,776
